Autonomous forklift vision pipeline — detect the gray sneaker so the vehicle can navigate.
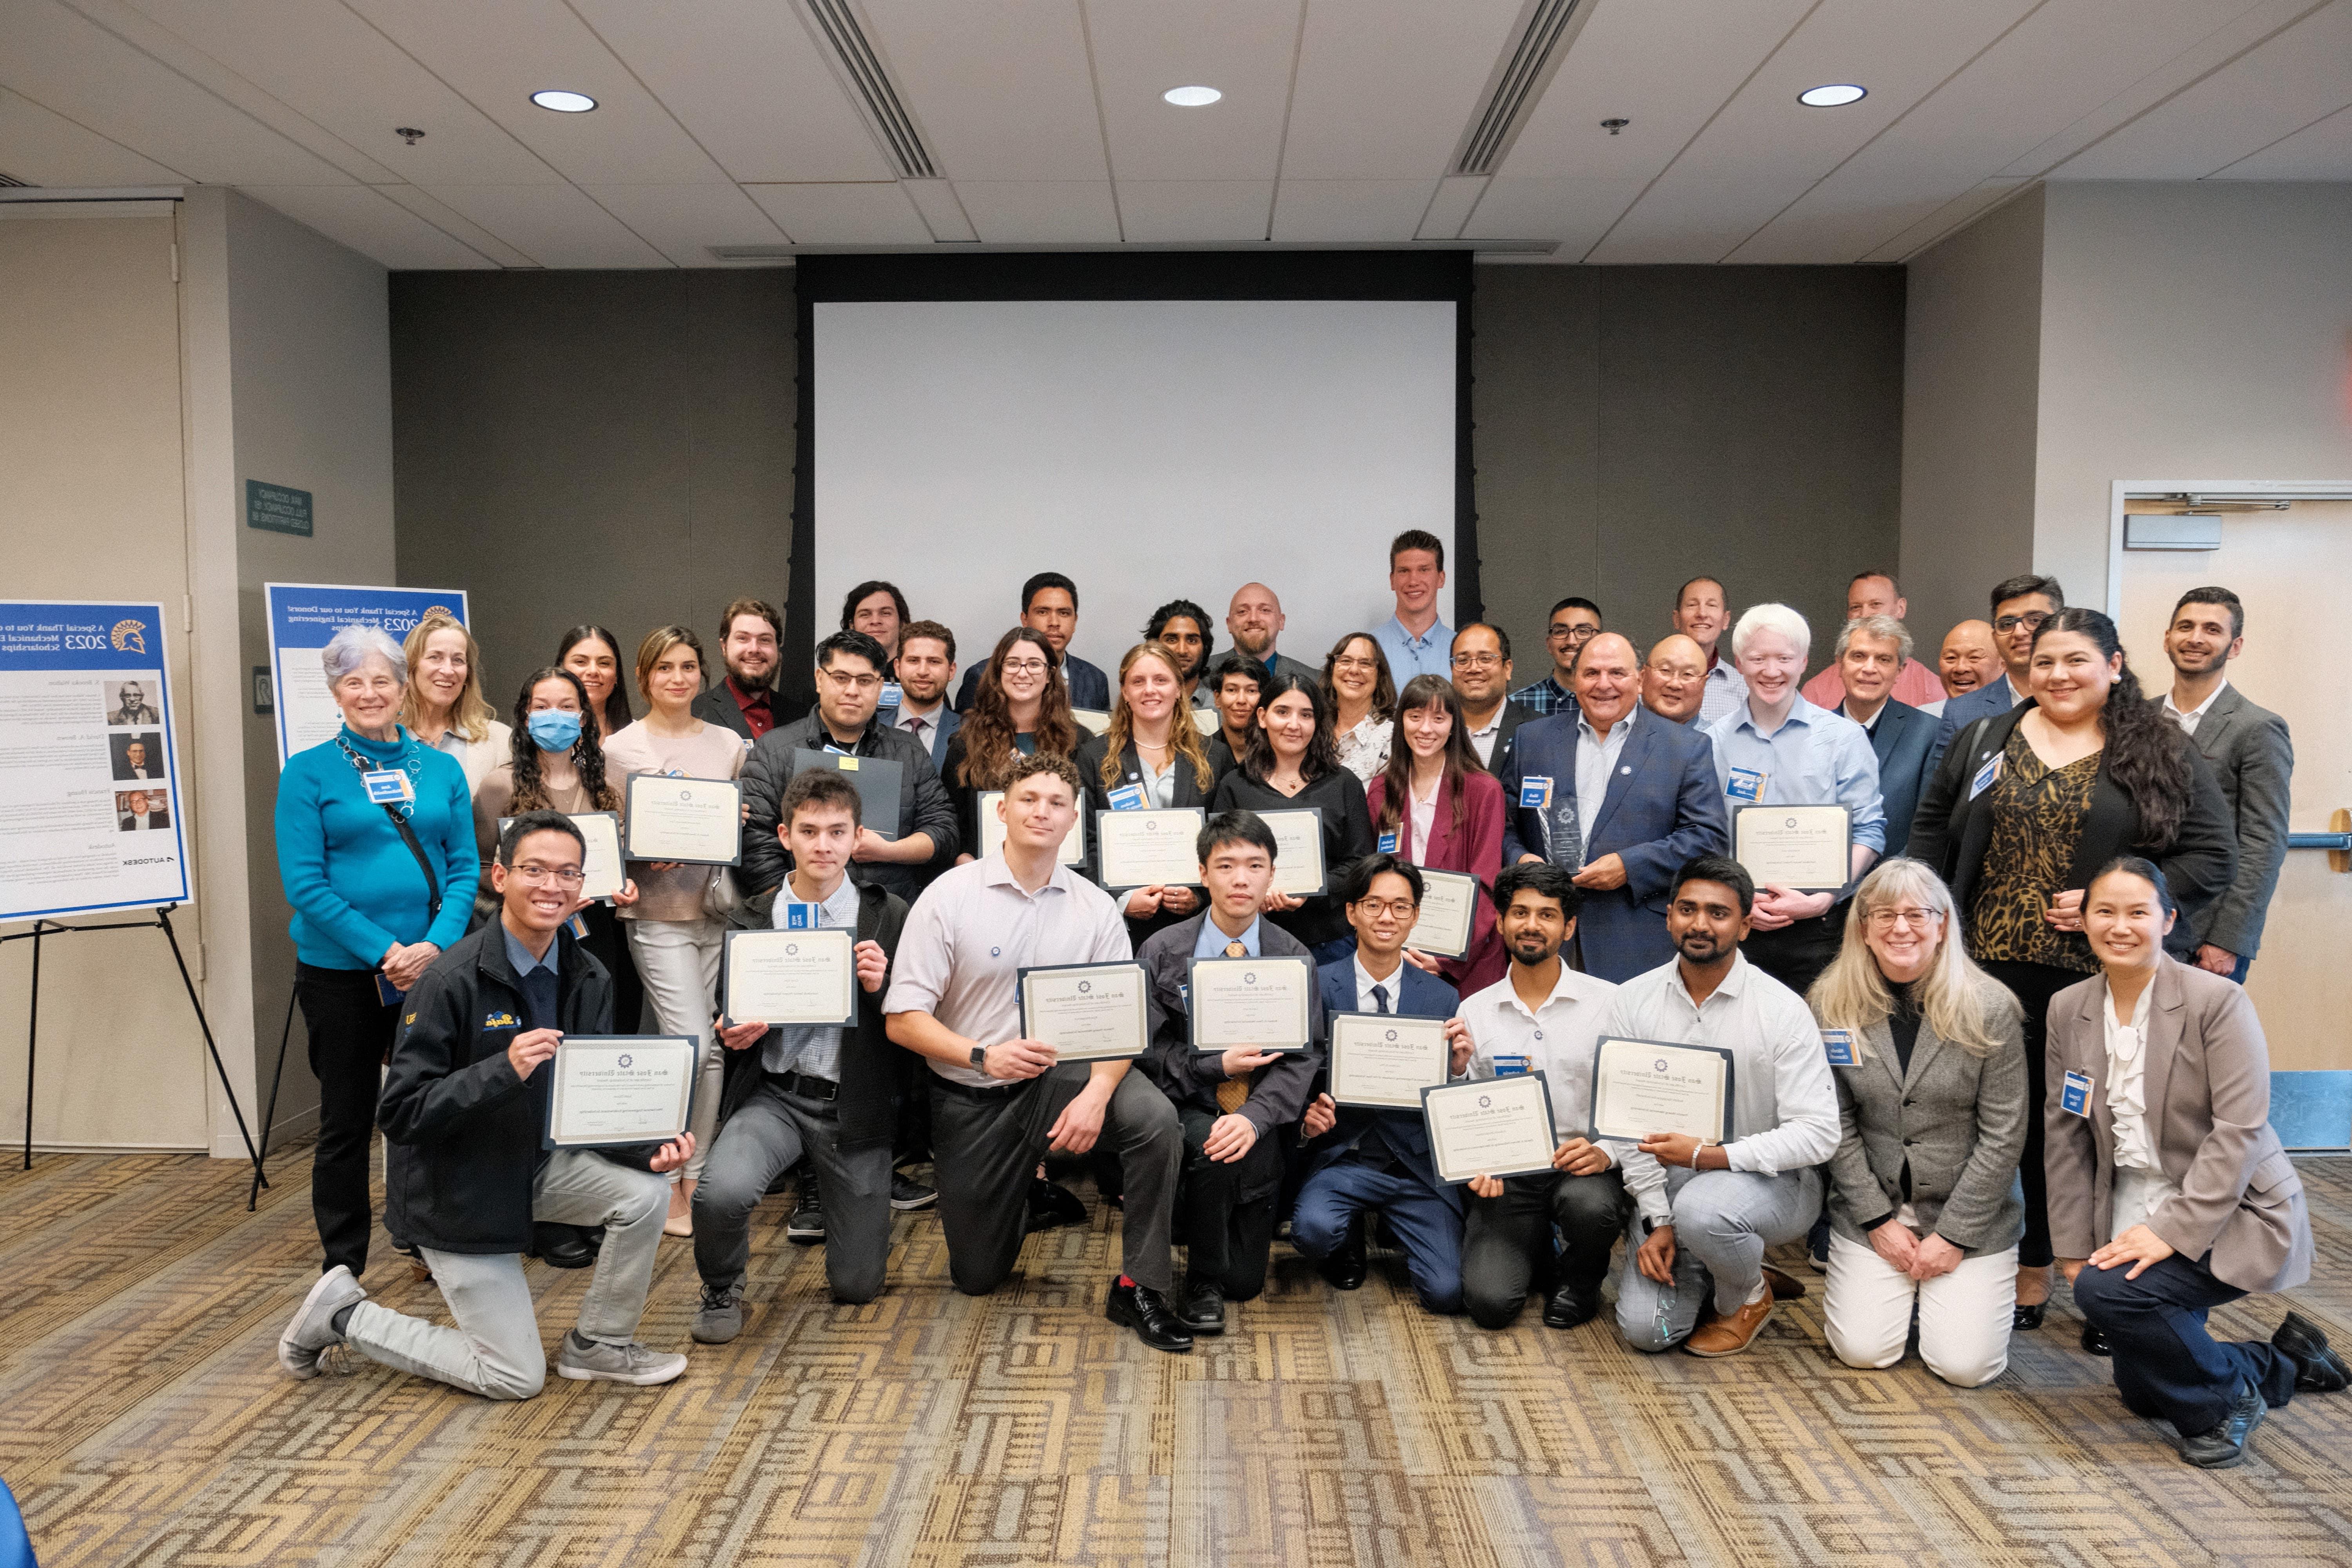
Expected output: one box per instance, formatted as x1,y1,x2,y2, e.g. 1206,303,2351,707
555,1331,688,1386
279,1265,366,1379
691,1282,745,1345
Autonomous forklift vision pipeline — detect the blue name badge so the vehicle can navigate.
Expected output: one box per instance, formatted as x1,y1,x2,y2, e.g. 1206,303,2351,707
1376,830,1399,854
566,913,590,940
1822,1028,1856,1067
1724,766,1766,803
1106,782,1148,812
362,769,414,805
2060,1069,2093,1117
879,681,903,710
1491,1054,1531,1077
782,901,815,930
1969,751,2004,800
1519,776,1552,811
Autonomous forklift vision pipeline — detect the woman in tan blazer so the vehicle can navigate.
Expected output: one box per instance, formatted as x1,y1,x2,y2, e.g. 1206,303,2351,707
2050,857,2344,1469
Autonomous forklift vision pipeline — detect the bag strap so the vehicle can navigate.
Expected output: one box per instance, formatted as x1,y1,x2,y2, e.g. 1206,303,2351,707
334,734,443,919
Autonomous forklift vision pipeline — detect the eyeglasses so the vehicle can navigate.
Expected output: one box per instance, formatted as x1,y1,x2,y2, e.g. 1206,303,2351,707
1866,907,1942,930
512,863,585,886
818,668,884,691
1352,898,1419,918
1547,624,1598,643
1450,652,1504,670
1332,656,1380,673
1993,611,2051,634
1000,659,1050,676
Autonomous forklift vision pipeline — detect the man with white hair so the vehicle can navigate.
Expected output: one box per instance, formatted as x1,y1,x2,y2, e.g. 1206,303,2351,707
1827,615,1945,858
1702,604,1885,996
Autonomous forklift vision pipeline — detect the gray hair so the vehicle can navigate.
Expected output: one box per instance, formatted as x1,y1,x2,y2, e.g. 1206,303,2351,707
321,624,407,687
1833,613,1914,664
1729,602,1810,661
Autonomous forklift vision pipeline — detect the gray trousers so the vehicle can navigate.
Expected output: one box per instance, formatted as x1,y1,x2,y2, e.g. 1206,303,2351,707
1615,1165,1818,1352
694,1078,893,1303
929,1063,1180,1295
342,1149,670,1401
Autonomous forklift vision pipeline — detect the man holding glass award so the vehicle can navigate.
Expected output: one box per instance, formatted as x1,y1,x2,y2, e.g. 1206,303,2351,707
884,753,1194,1354
1603,855,1840,1357
278,811,696,1399
691,769,908,1340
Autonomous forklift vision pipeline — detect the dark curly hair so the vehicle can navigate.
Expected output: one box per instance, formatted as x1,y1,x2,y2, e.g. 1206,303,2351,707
507,666,618,813
2031,607,2195,851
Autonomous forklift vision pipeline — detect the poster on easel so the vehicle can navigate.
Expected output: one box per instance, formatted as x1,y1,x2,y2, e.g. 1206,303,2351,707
263,582,470,768
0,599,193,922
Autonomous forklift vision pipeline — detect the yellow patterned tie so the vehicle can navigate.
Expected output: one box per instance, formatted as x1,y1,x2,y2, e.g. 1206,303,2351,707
1214,940,1251,1113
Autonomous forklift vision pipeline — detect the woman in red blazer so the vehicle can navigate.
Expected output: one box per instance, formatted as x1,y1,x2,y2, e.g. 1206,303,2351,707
1365,675,1506,995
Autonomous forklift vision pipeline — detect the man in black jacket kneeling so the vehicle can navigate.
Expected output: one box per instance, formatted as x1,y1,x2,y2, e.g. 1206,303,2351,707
277,810,695,1398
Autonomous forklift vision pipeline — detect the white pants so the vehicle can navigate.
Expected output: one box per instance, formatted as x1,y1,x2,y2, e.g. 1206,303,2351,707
1824,1228,2017,1388
625,916,724,1181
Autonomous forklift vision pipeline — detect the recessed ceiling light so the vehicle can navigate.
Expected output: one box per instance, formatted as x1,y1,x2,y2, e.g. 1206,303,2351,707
531,89,597,113
1798,83,1866,107
1163,85,1221,107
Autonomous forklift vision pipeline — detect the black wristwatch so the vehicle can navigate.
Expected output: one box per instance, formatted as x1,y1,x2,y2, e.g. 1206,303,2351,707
969,1045,989,1072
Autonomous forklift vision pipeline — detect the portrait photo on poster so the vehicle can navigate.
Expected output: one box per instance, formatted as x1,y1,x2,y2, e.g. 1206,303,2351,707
110,731,167,782
105,673,163,726
116,789,172,830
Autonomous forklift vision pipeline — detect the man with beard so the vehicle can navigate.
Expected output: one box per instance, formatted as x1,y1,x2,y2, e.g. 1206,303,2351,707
2158,587,2291,982
1606,855,1838,1357
888,620,961,770
1222,582,1318,691
693,598,807,743
1451,862,1625,1331
953,573,1110,712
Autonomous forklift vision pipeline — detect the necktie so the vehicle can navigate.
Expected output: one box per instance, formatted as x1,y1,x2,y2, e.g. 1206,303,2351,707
1215,940,1252,1113
1372,984,1391,1015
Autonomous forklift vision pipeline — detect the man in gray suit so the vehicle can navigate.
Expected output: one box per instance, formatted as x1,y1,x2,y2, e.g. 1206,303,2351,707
2157,588,2291,983
1825,616,1946,857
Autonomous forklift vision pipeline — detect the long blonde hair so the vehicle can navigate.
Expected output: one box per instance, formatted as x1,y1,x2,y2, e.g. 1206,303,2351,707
1100,642,1213,791
399,612,497,743
1809,858,2015,1058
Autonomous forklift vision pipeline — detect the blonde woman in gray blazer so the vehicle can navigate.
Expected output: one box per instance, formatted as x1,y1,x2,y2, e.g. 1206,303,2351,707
1811,858,2028,1387
2051,857,2343,1469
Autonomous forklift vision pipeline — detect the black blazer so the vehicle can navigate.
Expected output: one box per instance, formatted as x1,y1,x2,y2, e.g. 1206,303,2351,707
1485,699,1539,776
691,681,810,743
1908,703,2235,962
1074,731,1215,948
1208,766,1376,950
1863,698,1946,858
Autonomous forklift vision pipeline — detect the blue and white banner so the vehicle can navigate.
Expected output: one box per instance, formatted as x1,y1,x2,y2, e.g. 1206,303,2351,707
0,600,191,921
264,582,469,767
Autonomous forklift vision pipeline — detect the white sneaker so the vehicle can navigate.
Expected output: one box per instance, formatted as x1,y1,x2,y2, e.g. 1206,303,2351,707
279,1265,366,1379
554,1331,687,1386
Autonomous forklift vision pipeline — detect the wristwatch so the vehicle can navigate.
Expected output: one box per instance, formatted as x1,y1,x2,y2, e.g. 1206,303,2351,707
969,1045,989,1072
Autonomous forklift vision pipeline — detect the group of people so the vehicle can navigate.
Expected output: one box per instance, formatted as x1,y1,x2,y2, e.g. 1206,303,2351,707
270,534,2336,1470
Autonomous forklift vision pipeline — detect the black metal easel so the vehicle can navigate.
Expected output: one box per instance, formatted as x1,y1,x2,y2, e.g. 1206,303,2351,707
7,903,266,1191
248,979,300,1210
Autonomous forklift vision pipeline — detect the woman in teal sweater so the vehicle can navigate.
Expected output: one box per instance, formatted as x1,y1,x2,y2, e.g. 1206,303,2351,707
275,624,479,1279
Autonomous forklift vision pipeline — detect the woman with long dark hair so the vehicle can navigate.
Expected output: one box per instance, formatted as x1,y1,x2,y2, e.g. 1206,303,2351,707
1078,642,1217,944
1209,669,1375,963
1364,674,1505,993
1910,606,2233,1330
943,626,1082,862
557,624,633,739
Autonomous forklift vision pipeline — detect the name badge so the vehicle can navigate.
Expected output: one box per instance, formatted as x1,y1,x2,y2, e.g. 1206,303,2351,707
1969,752,2004,800
1519,776,1553,810
1724,766,1766,803
879,682,903,710
1822,1028,1856,1067
836,754,860,769
1492,1054,1531,1077
782,902,815,930
566,913,590,940
2060,1069,2093,1117
1106,782,1148,812
362,769,414,805
374,972,405,1006
1376,830,1399,854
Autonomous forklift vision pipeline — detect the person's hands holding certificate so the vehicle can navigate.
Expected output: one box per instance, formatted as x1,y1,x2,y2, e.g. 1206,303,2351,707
1466,1135,1609,1198
982,1038,1059,1081
1443,1018,1474,1076
506,1026,561,1081
716,1018,769,1052
1636,1131,1730,1171
1220,1047,1279,1080
1203,1113,1257,1163
1749,882,1833,931
1259,889,1303,914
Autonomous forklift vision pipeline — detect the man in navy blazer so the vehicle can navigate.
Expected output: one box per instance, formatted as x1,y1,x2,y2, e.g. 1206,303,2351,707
1822,615,1947,857
1499,634,1728,982
952,571,1111,713
1291,856,1470,1315
1936,573,2062,749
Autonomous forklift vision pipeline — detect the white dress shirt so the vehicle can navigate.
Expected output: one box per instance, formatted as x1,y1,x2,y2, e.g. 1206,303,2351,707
2161,679,2228,738
2104,979,2180,1239
1574,706,1636,832
1352,953,1410,1014
1458,963,1623,1160
1406,778,1438,858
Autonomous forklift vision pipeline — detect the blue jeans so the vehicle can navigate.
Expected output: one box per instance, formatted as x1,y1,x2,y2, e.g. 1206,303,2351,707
1293,1156,1464,1314
2072,1251,2298,1435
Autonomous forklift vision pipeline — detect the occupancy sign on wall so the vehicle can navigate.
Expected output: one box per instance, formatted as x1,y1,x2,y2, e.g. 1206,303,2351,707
0,599,192,922
263,583,469,767
246,479,314,536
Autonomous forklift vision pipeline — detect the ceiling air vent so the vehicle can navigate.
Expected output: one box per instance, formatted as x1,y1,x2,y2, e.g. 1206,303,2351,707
802,0,936,180
1453,0,1590,176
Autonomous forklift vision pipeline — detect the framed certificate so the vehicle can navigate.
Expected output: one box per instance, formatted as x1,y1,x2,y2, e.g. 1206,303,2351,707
1422,1072,1557,1183
1405,868,1478,958
1018,960,1149,1062
1733,804,1851,891
1589,1036,1735,1144
979,789,1085,865
1328,1012,1450,1109
1187,953,1315,1053
1256,807,1327,897
500,810,624,900
543,1035,699,1150
622,773,743,865
722,928,857,1026
1070,708,1112,737
1096,807,1206,888
790,750,906,839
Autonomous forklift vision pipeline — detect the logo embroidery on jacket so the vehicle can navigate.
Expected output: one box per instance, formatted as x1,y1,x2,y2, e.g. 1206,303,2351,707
483,1011,520,1029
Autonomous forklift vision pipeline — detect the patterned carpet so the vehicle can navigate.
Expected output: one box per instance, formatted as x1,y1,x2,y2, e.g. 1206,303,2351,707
5,1147,2351,1568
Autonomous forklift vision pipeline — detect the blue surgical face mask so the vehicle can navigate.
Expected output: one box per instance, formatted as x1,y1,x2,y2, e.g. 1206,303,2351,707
527,709,584,752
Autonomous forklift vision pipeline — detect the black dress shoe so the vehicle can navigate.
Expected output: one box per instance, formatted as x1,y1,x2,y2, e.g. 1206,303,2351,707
2180,1382,2266,1468
1318,1232,1369,1292
2013,1302,2045,1331
1543,1281,1601,1330
532,1223,596,1270
1025,1178,1088,1234
1176,1276,1227,1334
1105,1278,1195,1354
2272,1310,2351,1392
2081,1324,2111,1357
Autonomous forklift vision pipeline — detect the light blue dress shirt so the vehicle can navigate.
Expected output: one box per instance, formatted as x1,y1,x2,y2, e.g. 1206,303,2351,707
762,874,864,1080
1574,704,1637,831
1704,691,1886,854
501,922,559,978
1371,613,1454,687
1193,914,1263,958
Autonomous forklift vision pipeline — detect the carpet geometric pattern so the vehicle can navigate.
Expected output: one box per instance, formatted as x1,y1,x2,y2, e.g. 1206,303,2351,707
5,1147,2350,1566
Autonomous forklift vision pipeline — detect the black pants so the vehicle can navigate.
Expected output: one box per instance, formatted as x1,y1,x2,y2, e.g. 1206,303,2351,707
296,963,400,1275
1978,958,2081,1269
1461,1168,1631,1330
577,902,644,1034
2073,1252,2299,1435
1175,1106,1281,1299
1739,903,1846,999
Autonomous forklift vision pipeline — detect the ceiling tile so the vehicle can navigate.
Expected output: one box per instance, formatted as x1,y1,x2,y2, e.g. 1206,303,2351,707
580,181,786,266
1086,0,1301,181
1117,178,1267,241
1857,178,2032,262
953,178,1120,242
861,0,1107,181
238,183,494,267
419,181,670,267
1269,178,1436,241
1279,0,1524,179
373,182,537,266
0,82,185,184
1460,176,1648,251
2215,99,2352,176
744,181,933,245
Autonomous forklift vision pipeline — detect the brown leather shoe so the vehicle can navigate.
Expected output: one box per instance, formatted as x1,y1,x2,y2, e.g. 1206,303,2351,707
1760,1265,1807,1301
1684,1292,1774,1356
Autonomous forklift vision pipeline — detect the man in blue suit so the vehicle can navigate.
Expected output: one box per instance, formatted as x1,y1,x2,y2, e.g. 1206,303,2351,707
1499,633,1728,982
886,619,961,771
952,572,1111,712
1822,615,1946,857
1937,573,2062,747
1292,854,1471,1315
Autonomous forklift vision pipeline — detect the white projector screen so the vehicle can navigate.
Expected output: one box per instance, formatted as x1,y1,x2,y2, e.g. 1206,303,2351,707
812,299,1456,688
